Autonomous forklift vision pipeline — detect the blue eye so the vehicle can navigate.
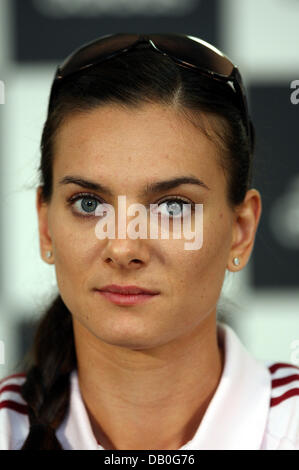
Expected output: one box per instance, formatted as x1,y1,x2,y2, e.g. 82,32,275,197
68,193,103,217
156,198,195,218
80,197,97,213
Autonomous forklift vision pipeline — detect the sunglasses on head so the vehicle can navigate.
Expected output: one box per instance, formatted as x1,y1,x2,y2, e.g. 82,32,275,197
48,33,253,151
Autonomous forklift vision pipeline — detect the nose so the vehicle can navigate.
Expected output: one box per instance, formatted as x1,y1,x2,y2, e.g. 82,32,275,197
101,238,150,270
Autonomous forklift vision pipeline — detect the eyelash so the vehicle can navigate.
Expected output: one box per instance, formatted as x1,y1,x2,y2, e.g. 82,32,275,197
66,192,196,219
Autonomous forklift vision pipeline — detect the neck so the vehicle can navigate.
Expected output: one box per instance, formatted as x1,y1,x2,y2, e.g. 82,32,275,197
73,314,224,450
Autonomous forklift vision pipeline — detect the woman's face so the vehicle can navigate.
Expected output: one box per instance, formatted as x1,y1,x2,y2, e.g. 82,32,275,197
37,103,260,350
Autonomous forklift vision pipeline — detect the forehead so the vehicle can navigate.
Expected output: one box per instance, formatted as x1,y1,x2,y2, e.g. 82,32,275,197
52,103,226,191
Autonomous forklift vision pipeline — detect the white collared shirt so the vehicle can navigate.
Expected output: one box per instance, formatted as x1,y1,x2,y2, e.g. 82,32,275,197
1,322,299,450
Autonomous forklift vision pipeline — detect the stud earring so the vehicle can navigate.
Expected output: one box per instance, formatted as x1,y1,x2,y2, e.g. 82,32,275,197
46,250,52,259
233,257,240,266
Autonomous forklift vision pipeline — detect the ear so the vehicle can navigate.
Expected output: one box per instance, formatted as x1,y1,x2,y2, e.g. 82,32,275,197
227,189,262,271
36,186,54,264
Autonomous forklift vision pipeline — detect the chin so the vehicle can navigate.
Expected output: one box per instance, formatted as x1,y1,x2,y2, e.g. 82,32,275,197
92,322,164,351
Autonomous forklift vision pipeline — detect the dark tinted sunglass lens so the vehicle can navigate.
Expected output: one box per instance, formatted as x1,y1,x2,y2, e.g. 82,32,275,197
58,33,139,78
52,32,250,141
153,34,251,142
151,34,234,77
58,33,234,80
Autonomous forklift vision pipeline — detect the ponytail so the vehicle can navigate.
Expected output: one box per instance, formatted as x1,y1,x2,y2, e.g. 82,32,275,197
20,295,76,449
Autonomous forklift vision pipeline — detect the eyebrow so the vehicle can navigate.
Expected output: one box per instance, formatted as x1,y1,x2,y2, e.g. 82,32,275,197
58,175,210,197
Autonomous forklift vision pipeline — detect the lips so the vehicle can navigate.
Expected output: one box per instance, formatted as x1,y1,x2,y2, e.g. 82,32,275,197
97,284,160,295
95,284,160,306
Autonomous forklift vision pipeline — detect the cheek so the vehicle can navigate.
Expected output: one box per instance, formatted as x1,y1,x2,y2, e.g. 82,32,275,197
196,210,232,287
168,211,232,292
206,210,232,260
49,208,97,282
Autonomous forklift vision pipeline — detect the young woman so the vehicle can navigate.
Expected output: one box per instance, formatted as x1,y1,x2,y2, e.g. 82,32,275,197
0,34,298,450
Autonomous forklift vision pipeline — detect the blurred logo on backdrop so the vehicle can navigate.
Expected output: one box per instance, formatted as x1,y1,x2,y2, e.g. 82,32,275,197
269,175,299,250
250,83,299,288
0,80,4,104
12,0,219,62
34,0,198,16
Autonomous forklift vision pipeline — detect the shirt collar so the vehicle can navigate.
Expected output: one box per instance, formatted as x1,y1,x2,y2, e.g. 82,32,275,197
180,322,272,450
57,322,272,450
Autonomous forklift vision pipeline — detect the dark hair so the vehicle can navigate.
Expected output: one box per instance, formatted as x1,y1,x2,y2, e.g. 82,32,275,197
20,43,254,449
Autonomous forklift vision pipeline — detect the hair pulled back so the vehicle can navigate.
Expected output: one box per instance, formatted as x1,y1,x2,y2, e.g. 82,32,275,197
20,43,254,449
